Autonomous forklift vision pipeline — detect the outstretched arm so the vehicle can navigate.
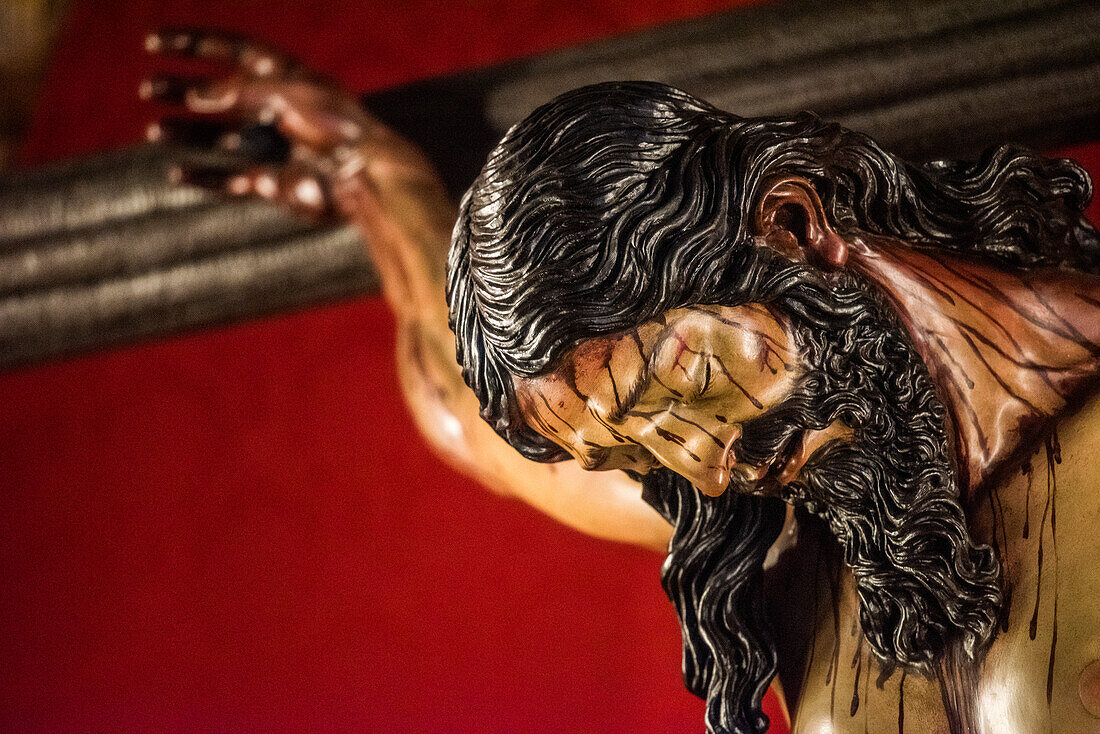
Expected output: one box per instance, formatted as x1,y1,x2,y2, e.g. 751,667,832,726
142,29,672,550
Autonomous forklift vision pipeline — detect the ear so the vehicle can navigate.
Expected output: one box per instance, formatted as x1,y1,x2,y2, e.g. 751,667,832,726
753,176,848,271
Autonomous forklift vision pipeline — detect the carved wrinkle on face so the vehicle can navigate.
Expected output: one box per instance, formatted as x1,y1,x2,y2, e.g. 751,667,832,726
514,304,801,496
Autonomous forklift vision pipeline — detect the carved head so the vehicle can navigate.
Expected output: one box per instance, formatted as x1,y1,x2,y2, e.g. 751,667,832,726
447,82,1097,734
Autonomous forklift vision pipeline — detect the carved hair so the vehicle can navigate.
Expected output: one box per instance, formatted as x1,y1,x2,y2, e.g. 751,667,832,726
642,472,786,734
641,276,1001,734
447,81,1098,460
447,81,1086,732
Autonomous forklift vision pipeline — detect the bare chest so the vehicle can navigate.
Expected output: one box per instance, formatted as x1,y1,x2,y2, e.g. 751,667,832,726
788,396,1100,734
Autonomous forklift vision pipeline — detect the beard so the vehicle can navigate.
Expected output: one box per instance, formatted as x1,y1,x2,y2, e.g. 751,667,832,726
642,281,1002,734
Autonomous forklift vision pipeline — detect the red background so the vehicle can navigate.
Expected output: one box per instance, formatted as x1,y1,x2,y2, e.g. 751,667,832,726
2,1,782,732
3,1,1097,732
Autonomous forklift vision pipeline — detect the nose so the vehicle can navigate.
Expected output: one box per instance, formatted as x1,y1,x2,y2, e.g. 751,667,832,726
633,414,744,496
692,423,744,496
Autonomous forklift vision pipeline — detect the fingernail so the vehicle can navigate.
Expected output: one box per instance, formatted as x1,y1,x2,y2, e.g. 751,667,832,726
220,131,242,151
252,55,276,76
168,165,184,185
227,174,252,196
294,178,326,211
255,172,278,199
144,33,162,53
339,120,363,141
145,122,162,142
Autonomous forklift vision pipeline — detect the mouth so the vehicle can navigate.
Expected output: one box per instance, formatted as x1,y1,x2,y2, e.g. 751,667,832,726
723,430,803,495
623,425,824,495
600,447,662,475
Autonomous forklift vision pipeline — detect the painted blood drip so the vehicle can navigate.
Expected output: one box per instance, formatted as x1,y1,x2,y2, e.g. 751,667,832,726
863,665,871,734
668,411,725,448
884,250,1100,487
684,305,798,373
605,362,622,410
987,481,1013,632
898,671,907,734
826,559,842,718
1046,431,1060,706
652,426,701,462
850,639,863,717
1029,451,1051,640
1021,459,1033,539
651,373,684,399
1027,432,1060,707
802,544,824,686
932,255,1100,352
670,330,765,409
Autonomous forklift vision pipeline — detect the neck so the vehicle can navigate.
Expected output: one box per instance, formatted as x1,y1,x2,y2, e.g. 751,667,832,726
848,236,1100,495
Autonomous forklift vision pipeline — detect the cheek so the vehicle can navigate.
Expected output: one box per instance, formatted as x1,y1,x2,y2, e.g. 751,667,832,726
584,442,659,473
516,384,576,442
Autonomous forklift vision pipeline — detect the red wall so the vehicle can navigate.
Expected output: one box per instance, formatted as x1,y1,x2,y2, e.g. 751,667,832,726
2,1,786,732
4,1,1098,732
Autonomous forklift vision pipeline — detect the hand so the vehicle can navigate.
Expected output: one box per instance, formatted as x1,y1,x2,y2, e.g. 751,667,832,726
141,28,445,223
140,30,673,553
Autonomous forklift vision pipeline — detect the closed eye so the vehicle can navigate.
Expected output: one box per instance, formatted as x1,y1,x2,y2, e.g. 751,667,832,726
606,367,650,422
700,358,712,397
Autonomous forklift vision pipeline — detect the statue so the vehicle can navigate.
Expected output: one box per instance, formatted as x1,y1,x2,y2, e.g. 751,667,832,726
145,30,1100,734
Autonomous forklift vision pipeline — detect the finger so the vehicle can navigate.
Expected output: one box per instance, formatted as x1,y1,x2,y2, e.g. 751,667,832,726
139,74,207,106
274,166,332,217
141,73,318,141
186,77,351,150
140,73,262,116
145,28,302,78
173,163,332,218
143,69,366,154
181,76,243,115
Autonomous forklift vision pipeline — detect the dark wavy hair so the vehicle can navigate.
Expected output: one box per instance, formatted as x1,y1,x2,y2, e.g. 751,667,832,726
447,82,1098,461
639,273,1002,734
446,82,1096,733
642,472,786,734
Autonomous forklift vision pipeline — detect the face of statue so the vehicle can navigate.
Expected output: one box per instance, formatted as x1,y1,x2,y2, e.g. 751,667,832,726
449,78,1063,726
513,304,802,496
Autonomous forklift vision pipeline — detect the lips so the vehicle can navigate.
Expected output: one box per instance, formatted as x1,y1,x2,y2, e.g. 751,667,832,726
719,428,802,495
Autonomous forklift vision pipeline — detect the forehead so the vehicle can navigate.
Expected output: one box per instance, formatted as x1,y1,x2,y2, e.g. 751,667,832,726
511,304,801,481
557,321,664,390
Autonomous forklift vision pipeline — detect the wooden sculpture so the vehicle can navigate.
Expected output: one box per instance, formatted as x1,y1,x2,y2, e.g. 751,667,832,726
145,30,1100,734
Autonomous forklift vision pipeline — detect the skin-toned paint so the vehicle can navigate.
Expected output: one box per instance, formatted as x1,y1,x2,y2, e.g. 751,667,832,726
513,304,801,496
144,35,1100,733
142,28,676,552
848,236,1100,498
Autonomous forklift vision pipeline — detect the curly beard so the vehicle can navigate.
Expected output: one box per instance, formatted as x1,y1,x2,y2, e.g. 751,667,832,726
642,281,1002,734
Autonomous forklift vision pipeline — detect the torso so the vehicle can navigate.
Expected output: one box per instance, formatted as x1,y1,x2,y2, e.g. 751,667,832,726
787,392,1100,734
